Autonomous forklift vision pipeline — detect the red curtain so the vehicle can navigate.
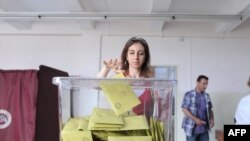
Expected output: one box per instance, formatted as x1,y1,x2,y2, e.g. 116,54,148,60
0,70,38,141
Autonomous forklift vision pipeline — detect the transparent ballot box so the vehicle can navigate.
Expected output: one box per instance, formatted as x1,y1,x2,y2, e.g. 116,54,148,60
53,77,176,141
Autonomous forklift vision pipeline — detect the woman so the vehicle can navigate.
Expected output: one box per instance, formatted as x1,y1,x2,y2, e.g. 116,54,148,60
97,37,154,118
97,37,153,78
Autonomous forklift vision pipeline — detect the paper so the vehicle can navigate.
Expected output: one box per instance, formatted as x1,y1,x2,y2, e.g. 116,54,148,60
62,130,93,141
112,73,126,78
108,136,152,141
90,108,124,124
149,117,165,141
99,81,140,116
88,108,124,130
88,124,120,131
62,117,93,141
120,115,149,130
63,117,81,131
78,116,90,131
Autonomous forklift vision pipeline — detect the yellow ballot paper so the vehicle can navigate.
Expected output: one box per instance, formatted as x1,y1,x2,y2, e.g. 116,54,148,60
88,108,124,130
78,116,90,131
62,130,93,141
112,73,126,78
120,115,149,130
91,108,124,124
63,117,81,131
149,117,165,141
108,136,152,141
99,81,140,116
62,118,93,141
88,123,121,131
92,131,109,140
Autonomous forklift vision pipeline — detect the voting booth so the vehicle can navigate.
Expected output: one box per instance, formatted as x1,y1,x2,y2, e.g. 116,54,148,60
53,77,176,141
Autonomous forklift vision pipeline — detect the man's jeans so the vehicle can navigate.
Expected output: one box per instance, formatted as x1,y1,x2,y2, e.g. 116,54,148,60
186,132,209,141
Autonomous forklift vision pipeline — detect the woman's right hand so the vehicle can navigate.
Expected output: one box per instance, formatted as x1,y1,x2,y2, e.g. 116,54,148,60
103,59,125,74
97,59,125,78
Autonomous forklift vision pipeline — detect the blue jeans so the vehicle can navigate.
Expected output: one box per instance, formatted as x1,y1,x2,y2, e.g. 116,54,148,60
186,132,209,141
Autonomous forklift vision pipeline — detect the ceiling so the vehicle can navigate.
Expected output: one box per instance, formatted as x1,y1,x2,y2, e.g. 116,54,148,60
0,0,250,33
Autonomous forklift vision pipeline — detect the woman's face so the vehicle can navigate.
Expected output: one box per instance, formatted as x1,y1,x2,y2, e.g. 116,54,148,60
126,43,145,69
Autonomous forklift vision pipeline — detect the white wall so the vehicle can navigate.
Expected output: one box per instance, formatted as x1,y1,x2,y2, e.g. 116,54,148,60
0,33,100,76
102,35,250,141
1,22,250,141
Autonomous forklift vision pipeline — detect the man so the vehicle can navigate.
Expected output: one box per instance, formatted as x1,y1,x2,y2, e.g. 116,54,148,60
181,75,214,141
234,76,250,124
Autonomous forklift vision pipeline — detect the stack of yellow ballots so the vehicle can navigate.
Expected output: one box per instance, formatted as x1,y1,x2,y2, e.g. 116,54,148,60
88,108,151,141
88,108,124,131
61,108,152,141
149,117,165,141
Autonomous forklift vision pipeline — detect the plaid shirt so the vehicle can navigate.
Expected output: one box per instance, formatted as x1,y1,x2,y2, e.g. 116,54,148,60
181,90,213,136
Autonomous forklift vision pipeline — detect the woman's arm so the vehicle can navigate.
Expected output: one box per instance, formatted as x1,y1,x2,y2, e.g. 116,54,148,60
97,66,110,78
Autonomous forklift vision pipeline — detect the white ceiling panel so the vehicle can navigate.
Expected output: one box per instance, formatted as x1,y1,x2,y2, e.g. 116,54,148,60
168,0,250,14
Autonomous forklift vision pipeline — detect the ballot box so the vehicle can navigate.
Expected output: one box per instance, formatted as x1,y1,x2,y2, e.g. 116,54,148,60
53,77,177,141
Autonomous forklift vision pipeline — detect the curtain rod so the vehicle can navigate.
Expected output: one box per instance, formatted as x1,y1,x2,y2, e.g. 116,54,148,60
0,12,243,22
